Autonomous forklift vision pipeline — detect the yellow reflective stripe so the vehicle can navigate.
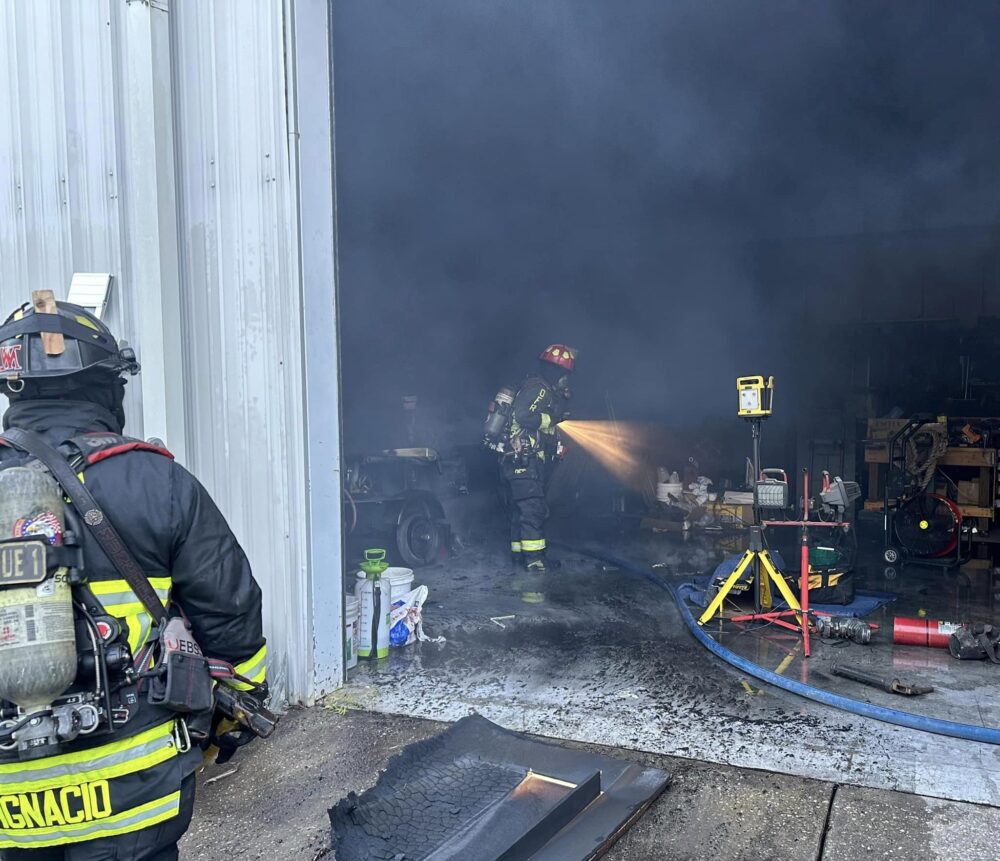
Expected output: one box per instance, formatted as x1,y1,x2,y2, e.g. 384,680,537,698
0,791,180,849
88,576,172,594
89,577,171,603
97,601,145,619
539,413,552,431
232,644,267,678
0,721,175,783
521,539,546,552
124,614,147,653
89,579,170,641
227,665,267,691
2,736,177,795
227,644,267,691
511,542,522,553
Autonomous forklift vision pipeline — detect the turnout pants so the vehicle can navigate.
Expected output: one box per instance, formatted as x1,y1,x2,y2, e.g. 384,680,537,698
2,777,195,861
502,458,548,563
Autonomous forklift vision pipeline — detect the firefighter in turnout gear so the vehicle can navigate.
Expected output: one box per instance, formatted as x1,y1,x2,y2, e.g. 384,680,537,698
502,345,576,572
0,299,268,860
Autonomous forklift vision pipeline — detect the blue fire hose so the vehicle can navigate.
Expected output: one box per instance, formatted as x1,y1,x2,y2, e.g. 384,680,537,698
559,543,1000,746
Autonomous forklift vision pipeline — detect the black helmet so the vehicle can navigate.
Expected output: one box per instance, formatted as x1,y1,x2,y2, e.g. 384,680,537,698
0,300,139,392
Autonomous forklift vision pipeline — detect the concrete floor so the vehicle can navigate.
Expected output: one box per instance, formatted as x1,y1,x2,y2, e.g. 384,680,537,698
177,516,1000,858
341,524,1000,806
180,707,1000,860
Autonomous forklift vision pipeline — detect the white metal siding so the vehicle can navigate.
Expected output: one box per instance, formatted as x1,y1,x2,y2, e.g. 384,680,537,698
171,1,312,703
0,0,338,705
0,0,145,430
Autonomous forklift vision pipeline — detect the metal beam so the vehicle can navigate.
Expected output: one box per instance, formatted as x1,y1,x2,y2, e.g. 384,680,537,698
287,0,344,697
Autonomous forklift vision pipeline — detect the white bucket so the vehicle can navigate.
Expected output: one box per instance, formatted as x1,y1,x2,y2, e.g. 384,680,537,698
355,567,415,615
344,594,360,670
657,482,684,504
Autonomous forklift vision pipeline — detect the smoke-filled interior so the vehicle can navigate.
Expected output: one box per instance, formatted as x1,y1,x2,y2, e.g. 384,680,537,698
334,0,999,473
327,0,1000,806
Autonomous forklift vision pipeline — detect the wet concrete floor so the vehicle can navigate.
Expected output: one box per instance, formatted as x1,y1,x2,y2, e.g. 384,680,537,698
180,707,1000,860
344,522,1000,806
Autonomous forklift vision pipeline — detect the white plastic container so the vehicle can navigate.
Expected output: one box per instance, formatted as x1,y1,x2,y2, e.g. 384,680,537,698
344,594,360,670
355,567,414,611
356,567,416,648
357,578,391,660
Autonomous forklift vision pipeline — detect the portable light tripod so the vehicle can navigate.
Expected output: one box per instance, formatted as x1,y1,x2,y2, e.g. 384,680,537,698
698,376,804,640
698,376,809,655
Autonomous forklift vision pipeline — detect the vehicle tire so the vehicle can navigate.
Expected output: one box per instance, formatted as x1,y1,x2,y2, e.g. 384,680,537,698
883,566,898,581
396,513,441,567
883,547,900,564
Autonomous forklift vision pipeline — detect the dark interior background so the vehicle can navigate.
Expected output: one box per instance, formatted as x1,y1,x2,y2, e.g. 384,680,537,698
332,1,1000,483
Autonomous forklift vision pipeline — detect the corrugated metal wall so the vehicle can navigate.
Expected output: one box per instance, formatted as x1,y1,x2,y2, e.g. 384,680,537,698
0,0,145,429
170,1,311,702
0,0,335,704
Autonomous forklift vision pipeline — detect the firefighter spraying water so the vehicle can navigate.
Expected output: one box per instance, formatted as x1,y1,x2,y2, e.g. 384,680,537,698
484,345,577,572
484,347,674,570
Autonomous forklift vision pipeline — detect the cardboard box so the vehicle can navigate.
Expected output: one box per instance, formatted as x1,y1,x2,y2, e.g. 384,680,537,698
957,479,981,505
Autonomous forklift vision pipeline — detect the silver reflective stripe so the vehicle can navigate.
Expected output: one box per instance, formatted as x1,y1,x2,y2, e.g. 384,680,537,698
0,792,180,848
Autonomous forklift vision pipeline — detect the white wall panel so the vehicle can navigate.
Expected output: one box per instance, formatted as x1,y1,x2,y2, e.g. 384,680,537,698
171,1,314,704
0,1,142,429
0,0,341,705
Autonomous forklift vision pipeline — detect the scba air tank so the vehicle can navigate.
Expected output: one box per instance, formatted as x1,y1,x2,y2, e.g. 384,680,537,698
0,467,76,712
483,386,516,451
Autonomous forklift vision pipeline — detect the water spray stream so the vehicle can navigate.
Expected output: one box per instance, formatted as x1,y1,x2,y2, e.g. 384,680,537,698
558,420,651,490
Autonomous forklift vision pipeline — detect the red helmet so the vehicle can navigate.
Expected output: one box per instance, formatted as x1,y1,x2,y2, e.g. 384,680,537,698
539,344,577,373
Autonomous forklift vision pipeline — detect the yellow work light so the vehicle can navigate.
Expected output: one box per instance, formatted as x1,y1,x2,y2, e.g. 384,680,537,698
737,375,774,418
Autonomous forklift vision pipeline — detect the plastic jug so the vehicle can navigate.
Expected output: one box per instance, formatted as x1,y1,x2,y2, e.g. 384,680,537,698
357,549,390,660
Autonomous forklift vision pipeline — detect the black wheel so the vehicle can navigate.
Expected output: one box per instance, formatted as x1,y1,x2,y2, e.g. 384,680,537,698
396,513,441,567
883,547,900,564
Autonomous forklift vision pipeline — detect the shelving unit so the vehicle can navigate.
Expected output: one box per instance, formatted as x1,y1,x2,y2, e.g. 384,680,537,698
863,419,998,535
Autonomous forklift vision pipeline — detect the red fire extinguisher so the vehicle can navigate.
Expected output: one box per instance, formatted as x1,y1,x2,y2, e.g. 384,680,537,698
893,617,964,649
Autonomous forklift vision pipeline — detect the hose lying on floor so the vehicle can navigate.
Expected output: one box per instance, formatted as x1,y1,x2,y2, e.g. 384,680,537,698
558,543,1000,746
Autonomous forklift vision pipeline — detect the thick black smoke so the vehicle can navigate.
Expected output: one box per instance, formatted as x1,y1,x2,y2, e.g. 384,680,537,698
332,1,1000,453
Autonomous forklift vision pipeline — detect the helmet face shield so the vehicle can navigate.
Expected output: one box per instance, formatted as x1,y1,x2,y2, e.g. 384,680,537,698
22,337,86,377
0,301,139,385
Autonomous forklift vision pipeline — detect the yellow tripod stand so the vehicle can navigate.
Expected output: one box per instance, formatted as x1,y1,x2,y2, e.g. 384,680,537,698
698,526,801,625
